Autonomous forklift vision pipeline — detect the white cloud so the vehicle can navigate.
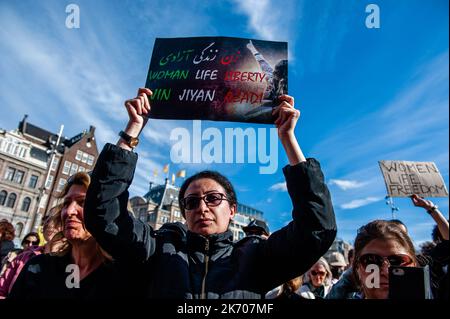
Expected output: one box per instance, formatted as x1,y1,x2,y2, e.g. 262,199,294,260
231,0,296,46
269,182,287,191
329,179,367,191
311,51,449,176
341,197,382,210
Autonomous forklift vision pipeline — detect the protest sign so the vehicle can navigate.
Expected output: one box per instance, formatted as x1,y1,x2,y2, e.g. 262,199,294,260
145,36,288,123
378,160,448,197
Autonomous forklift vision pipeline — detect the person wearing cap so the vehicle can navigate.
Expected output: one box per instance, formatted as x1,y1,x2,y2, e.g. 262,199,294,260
84,88,337,299
328,252,347,283
243,219,270,239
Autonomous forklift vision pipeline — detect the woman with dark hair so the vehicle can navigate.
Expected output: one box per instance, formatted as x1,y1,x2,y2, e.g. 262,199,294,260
352,220,418,299
84,88,336,299
21,232,40,249
8,172,127,299
0,220,16,265
0,216,59,298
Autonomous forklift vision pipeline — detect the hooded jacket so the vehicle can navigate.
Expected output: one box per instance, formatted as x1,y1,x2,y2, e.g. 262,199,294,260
84,143,336,299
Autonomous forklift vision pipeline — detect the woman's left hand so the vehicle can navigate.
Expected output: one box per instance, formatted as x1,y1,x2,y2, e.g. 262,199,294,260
272,95,300,140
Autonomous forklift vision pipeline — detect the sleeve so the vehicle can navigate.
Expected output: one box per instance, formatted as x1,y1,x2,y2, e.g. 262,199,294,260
258,158,337,291
0,254,22,298
7,255,44,299
84,143,156,262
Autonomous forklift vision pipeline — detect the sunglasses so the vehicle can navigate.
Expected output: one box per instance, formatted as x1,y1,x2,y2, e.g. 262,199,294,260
181,193,229,211
24,240,39,245
311,270,326,276
358,253,414,268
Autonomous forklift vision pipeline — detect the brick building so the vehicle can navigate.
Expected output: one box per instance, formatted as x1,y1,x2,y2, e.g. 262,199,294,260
0,115,98,239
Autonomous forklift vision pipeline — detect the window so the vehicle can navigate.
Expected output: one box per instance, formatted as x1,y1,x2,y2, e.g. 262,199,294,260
81,153,88,163
28,175,39,189
57,178,67,192
0,190,7,206
15,223,24,238
62,161,71,175
87,155,95,166
160,216,169,224
6,193,17,208
13,170,24,184
4,167,15,181
76,150,83,161
21,197,31,212
51,157,59,171
4,168,25,184
78,166,85,172
174,210,181,218
69,163,78,176
45,175,54,189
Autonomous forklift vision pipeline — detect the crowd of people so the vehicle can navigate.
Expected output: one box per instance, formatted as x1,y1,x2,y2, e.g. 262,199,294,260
0,88,448,300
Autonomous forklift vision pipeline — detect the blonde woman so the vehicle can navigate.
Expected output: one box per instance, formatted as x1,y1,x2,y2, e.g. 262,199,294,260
8,172,125,299
298,257,333,299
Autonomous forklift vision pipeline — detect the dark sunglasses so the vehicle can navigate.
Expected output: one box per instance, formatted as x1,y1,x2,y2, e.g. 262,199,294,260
181,193,229,211
311,270,326,276
24,240,39,245
358,253,414,268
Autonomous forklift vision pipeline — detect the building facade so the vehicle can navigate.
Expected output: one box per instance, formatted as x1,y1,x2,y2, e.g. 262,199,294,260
324,238,353,264
130,179,267,241
0,115,98,240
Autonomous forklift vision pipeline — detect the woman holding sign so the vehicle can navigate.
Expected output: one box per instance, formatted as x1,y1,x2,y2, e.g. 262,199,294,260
84,88,336,298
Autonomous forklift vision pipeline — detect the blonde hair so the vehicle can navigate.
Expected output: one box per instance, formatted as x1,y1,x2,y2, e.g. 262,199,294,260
303,257,333,287
47,172,111,260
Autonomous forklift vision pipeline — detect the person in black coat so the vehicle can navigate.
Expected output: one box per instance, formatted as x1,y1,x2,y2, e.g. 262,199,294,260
84,88,337,299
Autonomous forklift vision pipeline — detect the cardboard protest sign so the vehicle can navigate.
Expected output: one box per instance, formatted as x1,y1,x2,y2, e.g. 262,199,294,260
145,36,288,123
378,161,448,197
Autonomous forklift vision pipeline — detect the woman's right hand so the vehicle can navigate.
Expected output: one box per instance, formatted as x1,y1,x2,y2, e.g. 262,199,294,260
123,88,152,137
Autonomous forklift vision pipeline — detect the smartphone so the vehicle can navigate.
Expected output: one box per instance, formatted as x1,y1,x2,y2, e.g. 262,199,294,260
389,265,433,299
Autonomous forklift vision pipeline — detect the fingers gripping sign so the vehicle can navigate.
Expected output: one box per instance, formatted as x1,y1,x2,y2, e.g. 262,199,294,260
272,94,300,138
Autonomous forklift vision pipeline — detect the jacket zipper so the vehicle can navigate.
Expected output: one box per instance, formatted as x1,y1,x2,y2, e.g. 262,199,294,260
200,239,210,299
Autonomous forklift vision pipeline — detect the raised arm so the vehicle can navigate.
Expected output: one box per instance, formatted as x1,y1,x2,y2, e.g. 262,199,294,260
84,88,156,262
259,96,337,291
411,194,449,241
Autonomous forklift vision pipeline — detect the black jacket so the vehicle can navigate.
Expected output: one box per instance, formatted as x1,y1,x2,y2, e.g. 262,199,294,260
8,253,128,299
85,143,336,299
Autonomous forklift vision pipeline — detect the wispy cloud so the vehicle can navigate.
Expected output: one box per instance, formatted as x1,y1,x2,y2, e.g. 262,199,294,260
231,0,296,42
329,179,367,191
312,51,449,176
0,5,126,145
341,197,382,210
269,182,287,191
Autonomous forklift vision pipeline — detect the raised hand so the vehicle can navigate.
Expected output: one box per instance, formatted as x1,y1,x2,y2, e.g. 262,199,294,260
123,88,152,137
272,95,300,139
411,194,435,211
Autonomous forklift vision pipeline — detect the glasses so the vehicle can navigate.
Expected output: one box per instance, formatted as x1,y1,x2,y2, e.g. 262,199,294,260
24,240,39,245
181,193,229,211
311,270,326,276
358,253,414,268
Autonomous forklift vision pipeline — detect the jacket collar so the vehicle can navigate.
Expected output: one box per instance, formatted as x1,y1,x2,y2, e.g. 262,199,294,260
186,230,233,255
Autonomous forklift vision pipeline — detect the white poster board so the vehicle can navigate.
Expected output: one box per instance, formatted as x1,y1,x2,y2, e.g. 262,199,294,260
379,161,448,198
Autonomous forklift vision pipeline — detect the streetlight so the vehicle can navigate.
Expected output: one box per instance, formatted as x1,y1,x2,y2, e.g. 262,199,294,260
30,125,64,232
385,195,399,219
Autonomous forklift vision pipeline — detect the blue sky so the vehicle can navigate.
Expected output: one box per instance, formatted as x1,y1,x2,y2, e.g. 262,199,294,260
1,0,448,246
